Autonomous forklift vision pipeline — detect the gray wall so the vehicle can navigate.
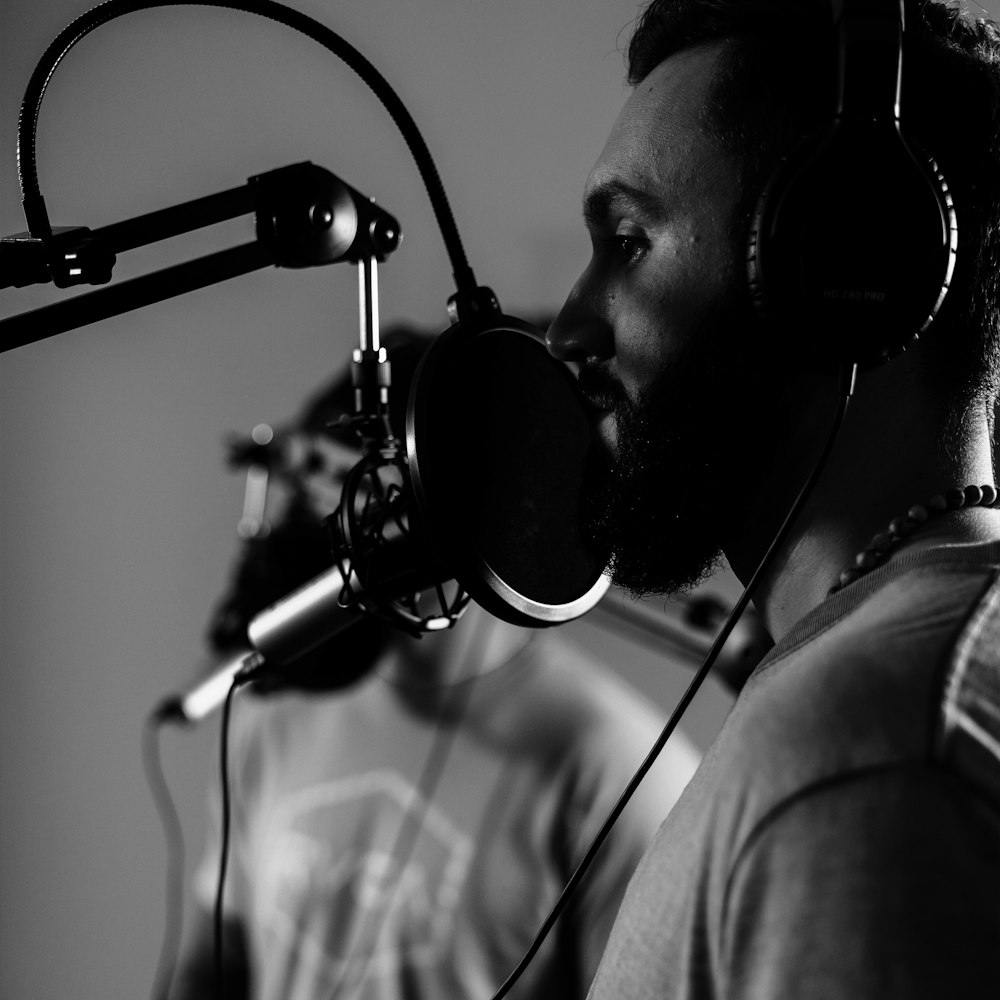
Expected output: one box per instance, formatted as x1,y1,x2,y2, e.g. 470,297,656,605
2,1,997,998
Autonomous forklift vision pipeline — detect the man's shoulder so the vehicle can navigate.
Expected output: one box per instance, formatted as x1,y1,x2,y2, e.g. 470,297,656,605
727,553,1000,812
936,566,1000,804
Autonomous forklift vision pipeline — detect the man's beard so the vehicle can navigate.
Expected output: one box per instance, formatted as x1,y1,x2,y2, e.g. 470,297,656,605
579,323,763,598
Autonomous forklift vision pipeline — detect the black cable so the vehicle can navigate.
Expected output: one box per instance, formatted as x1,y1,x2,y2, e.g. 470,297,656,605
16,0,477,293
142,714,186,1000
201,640,484,999
487,362,859,1000
214,675,241,999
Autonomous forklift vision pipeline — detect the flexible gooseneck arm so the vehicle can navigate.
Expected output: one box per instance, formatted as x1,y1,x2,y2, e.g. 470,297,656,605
15,0,478,295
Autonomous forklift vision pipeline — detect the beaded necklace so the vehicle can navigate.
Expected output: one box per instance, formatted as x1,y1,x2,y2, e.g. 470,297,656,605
829,483,1000,595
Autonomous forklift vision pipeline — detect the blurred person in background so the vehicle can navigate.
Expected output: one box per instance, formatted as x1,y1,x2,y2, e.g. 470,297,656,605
169,326,702,1000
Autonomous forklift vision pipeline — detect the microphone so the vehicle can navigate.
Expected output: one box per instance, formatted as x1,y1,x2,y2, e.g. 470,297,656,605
155,301,613,727
152,651,265,726
153,534,448,725
247,532,447,662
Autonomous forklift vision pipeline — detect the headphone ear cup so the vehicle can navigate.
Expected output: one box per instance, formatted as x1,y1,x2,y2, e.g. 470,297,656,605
747,121,957,368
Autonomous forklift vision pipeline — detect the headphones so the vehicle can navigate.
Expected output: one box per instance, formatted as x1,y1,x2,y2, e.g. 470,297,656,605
746,0,958,368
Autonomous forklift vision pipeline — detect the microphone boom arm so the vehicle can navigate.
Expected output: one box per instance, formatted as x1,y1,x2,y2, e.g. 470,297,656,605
0,161,400,352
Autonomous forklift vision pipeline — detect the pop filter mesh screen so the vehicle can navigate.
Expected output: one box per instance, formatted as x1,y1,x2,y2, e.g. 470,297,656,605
416,327,606,607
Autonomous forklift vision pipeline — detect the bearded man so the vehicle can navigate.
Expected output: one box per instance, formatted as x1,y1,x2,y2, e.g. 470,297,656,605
547,0,1000,996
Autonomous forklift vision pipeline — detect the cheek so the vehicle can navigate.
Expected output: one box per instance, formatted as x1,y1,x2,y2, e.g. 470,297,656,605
609,265,702,396
667,223,740,319
621,231,741,376
611,318,674,403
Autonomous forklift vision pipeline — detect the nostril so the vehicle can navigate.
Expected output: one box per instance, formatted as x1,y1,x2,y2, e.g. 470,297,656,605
547,294,615,364
558,344,593,366
545,330,585,364
544,321,571,359
547,324,615,366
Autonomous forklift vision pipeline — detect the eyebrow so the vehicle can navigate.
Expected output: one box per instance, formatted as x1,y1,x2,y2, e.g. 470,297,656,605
582,179,667,229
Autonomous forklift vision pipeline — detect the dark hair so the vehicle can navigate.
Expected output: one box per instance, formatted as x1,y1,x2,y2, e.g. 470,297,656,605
626,0,1000,412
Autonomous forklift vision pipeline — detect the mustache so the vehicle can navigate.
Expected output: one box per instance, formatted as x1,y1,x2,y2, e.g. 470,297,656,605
576,362,630,412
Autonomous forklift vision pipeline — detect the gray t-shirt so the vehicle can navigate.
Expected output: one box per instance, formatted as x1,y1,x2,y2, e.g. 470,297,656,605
588,541,1000,1000
191,631,700,1000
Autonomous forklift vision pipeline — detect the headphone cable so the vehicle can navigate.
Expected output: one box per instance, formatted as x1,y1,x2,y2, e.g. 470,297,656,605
487,360,858,1000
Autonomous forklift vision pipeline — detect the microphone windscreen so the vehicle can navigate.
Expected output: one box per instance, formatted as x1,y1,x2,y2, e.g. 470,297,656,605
406,318,609,626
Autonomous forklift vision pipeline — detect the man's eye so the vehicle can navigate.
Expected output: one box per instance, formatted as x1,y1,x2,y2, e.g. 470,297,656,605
611,234,647,266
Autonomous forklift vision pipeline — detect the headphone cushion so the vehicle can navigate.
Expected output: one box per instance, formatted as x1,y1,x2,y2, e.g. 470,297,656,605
747,122,956,367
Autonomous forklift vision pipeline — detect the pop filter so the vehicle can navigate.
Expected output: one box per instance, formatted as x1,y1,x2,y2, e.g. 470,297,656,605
406,315,611,627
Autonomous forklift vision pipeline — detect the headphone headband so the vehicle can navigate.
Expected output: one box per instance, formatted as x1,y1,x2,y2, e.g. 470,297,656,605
746,0,957,368
834,0,903,121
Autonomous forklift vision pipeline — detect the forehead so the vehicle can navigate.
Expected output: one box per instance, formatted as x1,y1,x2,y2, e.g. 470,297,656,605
585,43,732,220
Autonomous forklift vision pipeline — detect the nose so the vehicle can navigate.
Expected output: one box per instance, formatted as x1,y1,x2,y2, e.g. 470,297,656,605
546,271,614,365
